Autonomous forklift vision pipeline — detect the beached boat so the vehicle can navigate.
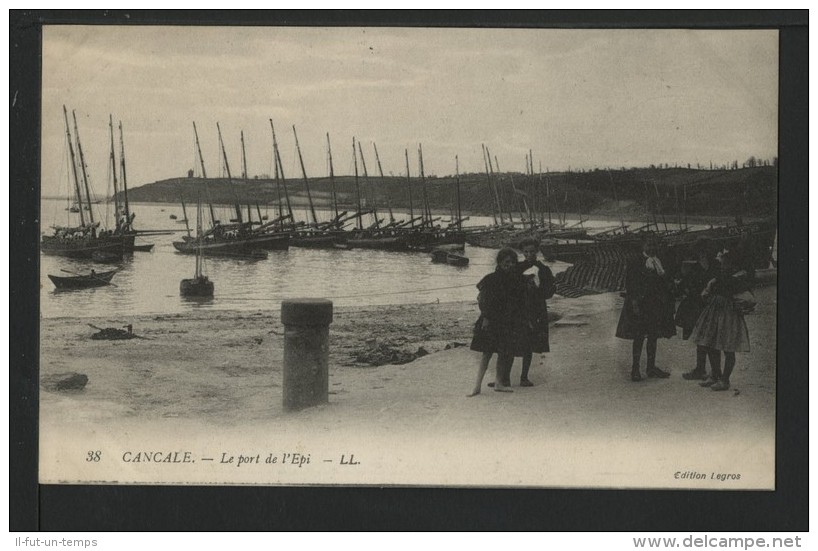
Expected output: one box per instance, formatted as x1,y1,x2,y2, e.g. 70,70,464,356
48,269,118,290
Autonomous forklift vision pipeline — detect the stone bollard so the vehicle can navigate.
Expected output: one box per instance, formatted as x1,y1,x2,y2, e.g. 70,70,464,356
281,298,333,412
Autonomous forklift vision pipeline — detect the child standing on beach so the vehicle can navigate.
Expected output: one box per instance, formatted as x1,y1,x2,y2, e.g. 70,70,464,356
689,252,752,391
517,238,556,387
467,248,529,396
616,239,676,381
675,238,721,381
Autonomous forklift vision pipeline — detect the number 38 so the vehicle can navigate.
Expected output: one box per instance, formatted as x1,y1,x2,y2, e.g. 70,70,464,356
86,450,101,462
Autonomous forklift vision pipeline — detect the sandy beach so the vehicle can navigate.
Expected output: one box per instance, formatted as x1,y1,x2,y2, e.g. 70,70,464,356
39,285,776,489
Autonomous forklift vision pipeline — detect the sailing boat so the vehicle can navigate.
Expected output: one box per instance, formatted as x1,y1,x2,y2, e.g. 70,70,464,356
41,106,125,260
172,123,285,258
111,117,153,253
287,127,348,248
180,199,214,297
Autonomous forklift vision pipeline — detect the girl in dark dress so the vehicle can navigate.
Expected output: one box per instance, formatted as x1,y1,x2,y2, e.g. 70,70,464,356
675,238,722,381
517,238,556,387
616,240,676,381
690,252,751,391
468,248,530,396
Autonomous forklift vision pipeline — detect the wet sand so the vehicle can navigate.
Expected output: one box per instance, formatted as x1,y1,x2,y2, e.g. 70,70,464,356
38,286,776,488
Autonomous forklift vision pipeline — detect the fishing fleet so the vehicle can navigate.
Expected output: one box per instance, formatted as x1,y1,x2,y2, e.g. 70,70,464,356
43,111,777,297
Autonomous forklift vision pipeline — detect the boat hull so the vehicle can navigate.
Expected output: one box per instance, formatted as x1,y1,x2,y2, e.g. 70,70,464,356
446,253,470,266
173,236,274,259
180,277,214,297
48,269,117,290
290,232,345,249
41,234,125,260
346,235,410,251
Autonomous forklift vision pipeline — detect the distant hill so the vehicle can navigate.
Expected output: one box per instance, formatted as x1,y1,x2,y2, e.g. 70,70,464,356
121,165,777,219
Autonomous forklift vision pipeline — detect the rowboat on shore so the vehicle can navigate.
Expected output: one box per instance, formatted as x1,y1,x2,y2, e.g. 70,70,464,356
48,269,118,290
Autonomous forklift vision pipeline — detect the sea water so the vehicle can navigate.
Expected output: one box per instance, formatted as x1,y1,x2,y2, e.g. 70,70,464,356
39,198,652,318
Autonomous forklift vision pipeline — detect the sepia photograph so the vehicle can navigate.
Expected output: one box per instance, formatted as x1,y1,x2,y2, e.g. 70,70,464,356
34,23,782,490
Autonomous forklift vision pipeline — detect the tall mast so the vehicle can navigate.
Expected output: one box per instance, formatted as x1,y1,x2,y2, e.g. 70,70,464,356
418,144,431,226
405,149,415,228
240,130,248,181
240,132,253,226
62,106,85,227
352,137,363,230
482,144,500,225
118,122,131,229
180,194,192,238
274,152,284,225
540,162,552,229
269,120,295,226
193,122,208,178
108,115,120,230
652,179,668,232
577,183,585,231
372,143,395,224
326,133,339,220
455,155,462,231
293,125,319,225
492,153,514,225
357,140,379,228
192,121,215,224
195,197,203,279
608,170,626,233
72,110,95,228
527,151,538,226
216,122,242,225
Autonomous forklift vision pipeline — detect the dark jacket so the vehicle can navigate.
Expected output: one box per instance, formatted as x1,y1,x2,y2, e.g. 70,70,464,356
615,256,676,340
518,260,556,353
674,258,720,339
470,267,531,356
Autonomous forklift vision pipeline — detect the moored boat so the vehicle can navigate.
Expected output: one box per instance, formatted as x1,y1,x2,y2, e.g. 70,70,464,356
42,107,125,260
181,199,215,297
446,252,469,266
48,269,118,290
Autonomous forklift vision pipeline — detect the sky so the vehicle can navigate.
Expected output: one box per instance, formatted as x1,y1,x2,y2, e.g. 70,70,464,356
41,26,778,198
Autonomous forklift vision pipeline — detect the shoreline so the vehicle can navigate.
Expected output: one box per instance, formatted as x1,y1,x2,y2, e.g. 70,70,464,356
41,196,768,227
39,286,776,488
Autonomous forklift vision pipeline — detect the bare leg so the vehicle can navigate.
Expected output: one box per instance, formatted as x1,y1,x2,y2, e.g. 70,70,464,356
467,352,493,397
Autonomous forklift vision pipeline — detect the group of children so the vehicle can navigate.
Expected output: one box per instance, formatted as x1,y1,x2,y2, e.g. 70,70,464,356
468,236,752,395
467,238,556,396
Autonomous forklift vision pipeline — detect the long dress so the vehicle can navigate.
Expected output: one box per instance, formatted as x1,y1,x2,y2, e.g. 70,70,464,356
615,256,676,340
469,268,531,356
690,272,751,353
674,259,720,340
519,260,556,353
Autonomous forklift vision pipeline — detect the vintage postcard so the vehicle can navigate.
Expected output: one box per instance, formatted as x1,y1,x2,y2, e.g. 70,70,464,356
38,25,778,488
